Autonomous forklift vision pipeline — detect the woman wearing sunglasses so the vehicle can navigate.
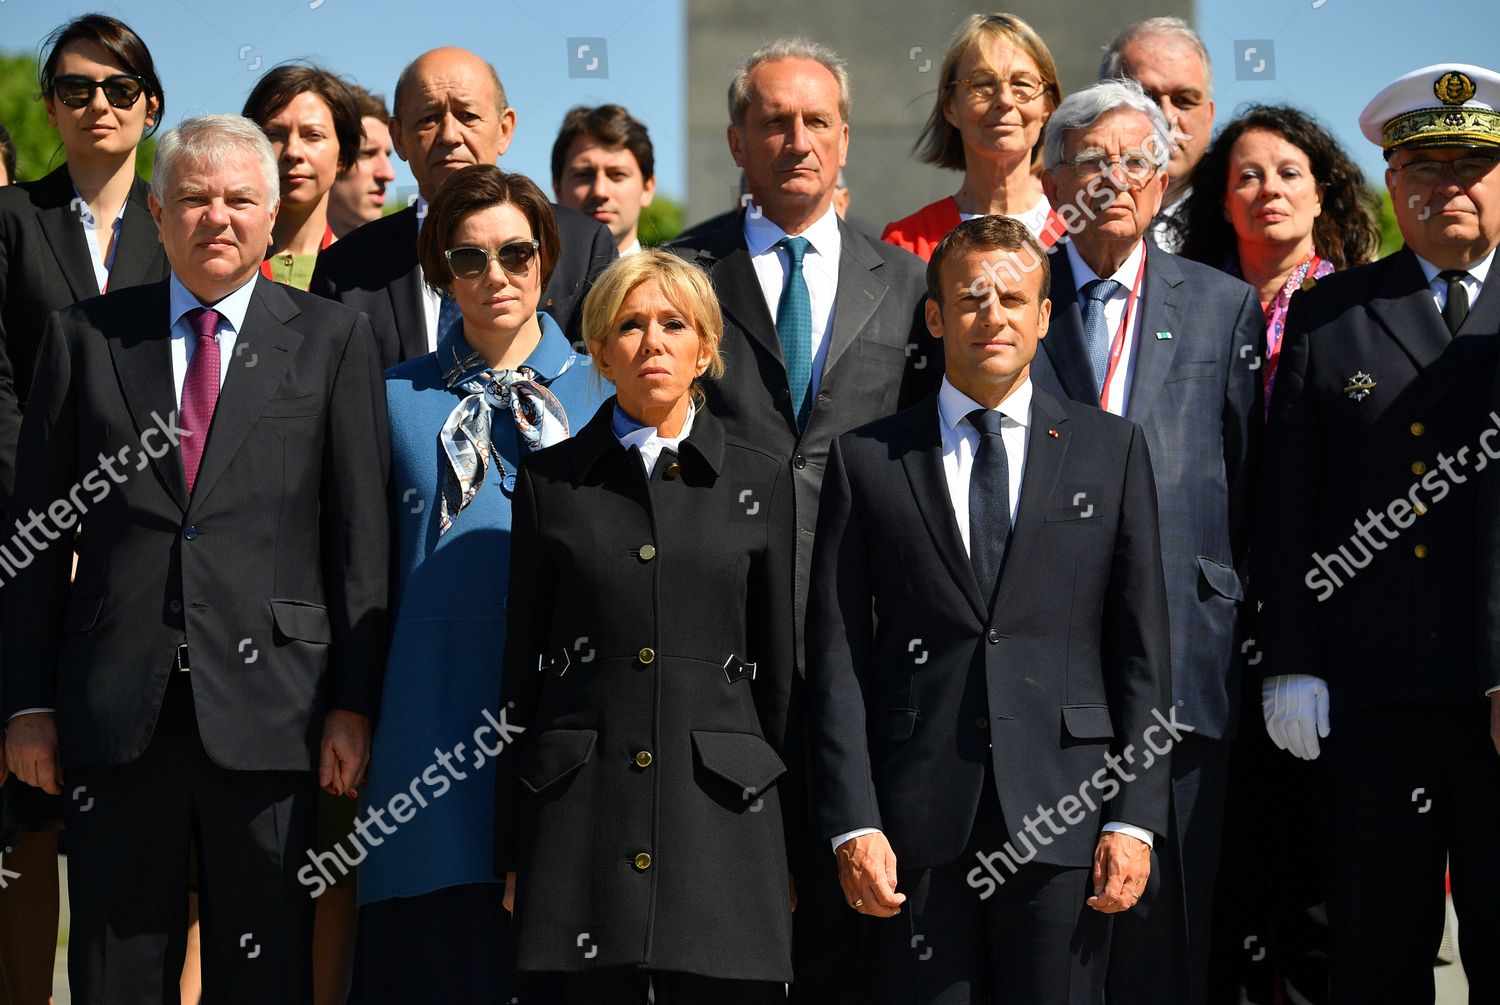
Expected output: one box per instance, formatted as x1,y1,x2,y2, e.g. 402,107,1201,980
0,13,167,1003
347,165,605,1004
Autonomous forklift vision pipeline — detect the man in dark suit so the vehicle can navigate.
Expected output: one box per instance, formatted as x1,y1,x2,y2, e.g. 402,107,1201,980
1255,64,1500,1004
1,114,388,1004
807,215,1172,1003
666,38,935,1003
1027,78,1264,1005
309,47,616,366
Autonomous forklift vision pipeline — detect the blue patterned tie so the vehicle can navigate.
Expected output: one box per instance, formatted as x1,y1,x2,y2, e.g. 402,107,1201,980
438,291,464,341
1081,278,1122,397
776,236,813,429
967,409,1011,602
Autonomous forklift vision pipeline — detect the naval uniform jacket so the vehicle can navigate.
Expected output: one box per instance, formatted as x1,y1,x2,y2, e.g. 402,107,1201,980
496,399,797,981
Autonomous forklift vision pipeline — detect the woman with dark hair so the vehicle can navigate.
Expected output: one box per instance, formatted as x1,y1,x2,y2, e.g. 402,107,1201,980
243,64,362,290
0,13,168,1002
883,12,1066,260
347,165,604,1004
1175,104,1381,400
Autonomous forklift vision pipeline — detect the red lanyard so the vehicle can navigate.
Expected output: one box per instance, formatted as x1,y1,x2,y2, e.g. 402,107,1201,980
1098,247,1148,409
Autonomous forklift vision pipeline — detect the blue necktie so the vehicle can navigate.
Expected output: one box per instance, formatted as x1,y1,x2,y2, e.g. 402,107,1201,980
775,236,813,429
1081,278,1122,397
438,292,464,341
967,409,1011,602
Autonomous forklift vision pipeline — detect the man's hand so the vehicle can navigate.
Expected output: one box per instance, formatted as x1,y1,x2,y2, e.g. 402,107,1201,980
0,733,8,787
1262,674,1330,760
504,871,516,915
319,709,371,797
1088,830,1150,913
834,831,906,917
1490,692,1500,757
789,871,798,913
4,712,62,795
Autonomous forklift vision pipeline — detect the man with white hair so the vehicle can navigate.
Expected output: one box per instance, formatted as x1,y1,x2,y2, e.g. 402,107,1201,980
1033,77,1264,1005
1100,17,1216,252
2,114,389,1004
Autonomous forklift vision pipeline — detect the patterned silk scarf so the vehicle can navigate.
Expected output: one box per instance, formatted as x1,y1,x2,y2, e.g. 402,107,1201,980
1229,251,1334,411
436,344,575,535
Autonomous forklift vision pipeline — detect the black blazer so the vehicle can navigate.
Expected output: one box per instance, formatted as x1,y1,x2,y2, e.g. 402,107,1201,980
0,165,169,496
1254,247,1500,704
308,201,617,367
497,402,796,982
1030,243,1263,740
806,387,1172,871
668,210,938,669
1,277,390,771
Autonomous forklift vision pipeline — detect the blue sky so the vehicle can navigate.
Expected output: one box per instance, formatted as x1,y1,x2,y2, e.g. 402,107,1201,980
1,0,1496,208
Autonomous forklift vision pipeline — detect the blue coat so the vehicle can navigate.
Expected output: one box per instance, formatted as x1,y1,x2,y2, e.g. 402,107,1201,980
359,312,609,904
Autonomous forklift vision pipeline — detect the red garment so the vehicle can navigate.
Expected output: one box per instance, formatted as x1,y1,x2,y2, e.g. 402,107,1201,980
881,196,1064,262
259,223,336,282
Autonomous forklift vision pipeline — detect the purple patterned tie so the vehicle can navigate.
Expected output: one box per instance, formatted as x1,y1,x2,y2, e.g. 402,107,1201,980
181,307,221,493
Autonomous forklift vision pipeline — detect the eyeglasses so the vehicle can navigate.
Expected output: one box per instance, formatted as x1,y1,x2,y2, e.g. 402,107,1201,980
52,74,146,110
948,70,1047,105
1394,154,1500,186
1059,151,1161,189
444,240,540,281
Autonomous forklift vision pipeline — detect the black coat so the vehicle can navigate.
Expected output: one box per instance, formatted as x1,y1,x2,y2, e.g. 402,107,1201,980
308,202,617,367
496,401,797,981
1,277,390,769
1253,246,1500,704
807,387,1173,870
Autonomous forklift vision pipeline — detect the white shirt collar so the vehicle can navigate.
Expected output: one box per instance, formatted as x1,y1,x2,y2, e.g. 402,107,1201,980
938,375,1033,433
614,403,697,475
1066,238,1147,293
1413,247,1494,287
618,238,642,257
743,199,842,258
168,271,258,334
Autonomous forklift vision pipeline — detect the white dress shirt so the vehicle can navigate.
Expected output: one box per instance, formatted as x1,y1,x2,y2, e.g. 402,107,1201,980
613,403,696,476
831,376,1153,853
1413,248,1492,317
1149,189,1189,254
958,194,1054,243
415,196,443,353
1067,239,1147,416
744,201,843,395
618,238,643,258
73,184,127,294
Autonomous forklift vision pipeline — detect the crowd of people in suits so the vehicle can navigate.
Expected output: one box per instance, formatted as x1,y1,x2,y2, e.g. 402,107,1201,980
0,9,1496,1005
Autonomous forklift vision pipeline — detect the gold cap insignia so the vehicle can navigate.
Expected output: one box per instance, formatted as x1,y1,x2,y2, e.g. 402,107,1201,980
1435,71,1477,106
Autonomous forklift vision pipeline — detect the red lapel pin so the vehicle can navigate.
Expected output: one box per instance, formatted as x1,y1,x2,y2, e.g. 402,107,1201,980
1047,428,1059,438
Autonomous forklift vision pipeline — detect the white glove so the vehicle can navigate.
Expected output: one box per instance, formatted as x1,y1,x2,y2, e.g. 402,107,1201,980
1262,675,1330,760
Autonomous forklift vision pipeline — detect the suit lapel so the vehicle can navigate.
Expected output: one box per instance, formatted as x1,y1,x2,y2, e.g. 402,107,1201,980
101,177,161,291
990,388,1070,618
822,219,887,374
1124,244,1182,424
898,396,988,624
386,207,429,359
33,167,98,302
1368,248,1452,372
707,230,782,367
187,278,303,511
1039,249,1099,404
106,281,188,511
1409,251,1500,416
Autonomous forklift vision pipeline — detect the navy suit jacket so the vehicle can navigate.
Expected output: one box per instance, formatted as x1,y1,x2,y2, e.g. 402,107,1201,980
1030,243,1263,739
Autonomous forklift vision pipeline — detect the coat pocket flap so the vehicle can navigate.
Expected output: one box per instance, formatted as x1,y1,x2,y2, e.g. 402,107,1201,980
869,707,919,741
518,729,598,795
691,730,786,794
1062,704,1115,740
1197,556,1245,601
270,600,332,644
63,595,105,635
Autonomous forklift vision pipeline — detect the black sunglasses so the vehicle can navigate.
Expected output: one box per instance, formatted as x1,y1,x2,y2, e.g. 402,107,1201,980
444,240,540,281
52,73,146,110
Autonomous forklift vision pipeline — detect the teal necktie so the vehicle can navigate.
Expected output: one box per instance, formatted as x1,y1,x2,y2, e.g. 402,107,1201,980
775,236,813,429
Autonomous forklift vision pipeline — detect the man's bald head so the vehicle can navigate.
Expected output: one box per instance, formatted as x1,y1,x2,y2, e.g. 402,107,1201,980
394,47,507,120
390,47,517,202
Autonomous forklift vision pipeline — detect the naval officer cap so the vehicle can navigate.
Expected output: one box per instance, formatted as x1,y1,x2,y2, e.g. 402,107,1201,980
1359,63,1500,154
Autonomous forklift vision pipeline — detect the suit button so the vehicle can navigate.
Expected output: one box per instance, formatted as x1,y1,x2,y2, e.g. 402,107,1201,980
975,717,989,730
987,629,1001,644
663,462,681,479
638,544,656,561
1414,502,1428,516
169,600,183,614
634,750,653,768
1411,422,1426,436
793,455,806,469
1411,461,1427,475
183,526,198,540
638,647,655,665
634,852,652,871
1414,544,1429,559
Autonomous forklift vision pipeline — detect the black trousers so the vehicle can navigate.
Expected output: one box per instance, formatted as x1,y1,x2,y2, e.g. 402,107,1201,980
561,970,785,1004
865,776,1110,1004
63,666,317,1005
1316,700,1500,1005
787,839,865,1004
1106,731,1229,1005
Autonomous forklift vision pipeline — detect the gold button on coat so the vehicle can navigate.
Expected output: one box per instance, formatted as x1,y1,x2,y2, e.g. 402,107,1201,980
1411,461,1427,475
1410,422,1425,436
638,647,655,664
639,544,656,561
634,750,653,767
1414,544,1429,559
634,852,652,870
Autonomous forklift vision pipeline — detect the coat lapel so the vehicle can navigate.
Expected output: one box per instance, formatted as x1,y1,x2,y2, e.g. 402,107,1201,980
898,396,988,624
822,219,888,374
106,281,188,511
186,278,303,511
1039,248,1100,404
385,207,429,359
1368,248,1452,373
101,177,162,291
32,166,98,302
1124,244,1182,424
1409,251,1500,416
990,388,1070,618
